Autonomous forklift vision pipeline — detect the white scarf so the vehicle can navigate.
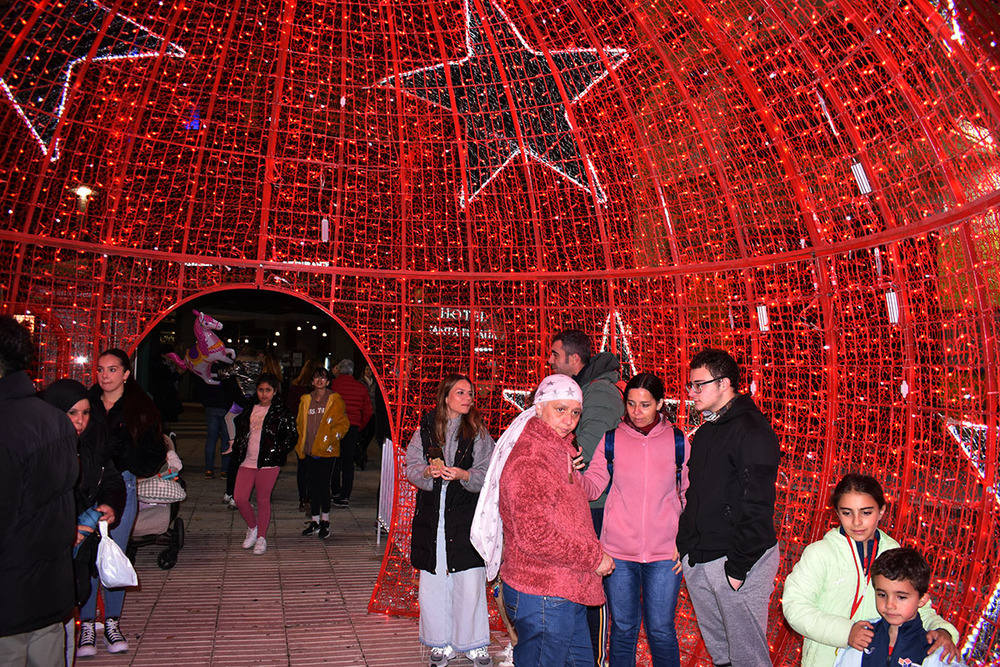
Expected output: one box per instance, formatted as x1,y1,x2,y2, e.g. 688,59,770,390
470,374,583,580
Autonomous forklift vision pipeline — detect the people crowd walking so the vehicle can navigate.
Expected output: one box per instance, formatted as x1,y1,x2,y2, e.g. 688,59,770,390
579,372,689,667
328,359,373,508
0,317,78,666
79,348,166,657
297,366,349,540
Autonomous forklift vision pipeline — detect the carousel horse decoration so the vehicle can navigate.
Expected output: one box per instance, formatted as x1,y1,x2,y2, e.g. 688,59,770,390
166,310,236,385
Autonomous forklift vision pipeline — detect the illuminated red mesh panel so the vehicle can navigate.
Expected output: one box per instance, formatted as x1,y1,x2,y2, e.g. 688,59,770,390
1,0,998,663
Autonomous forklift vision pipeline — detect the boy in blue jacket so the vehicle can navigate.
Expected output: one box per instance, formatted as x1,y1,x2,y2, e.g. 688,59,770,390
835,547,964,666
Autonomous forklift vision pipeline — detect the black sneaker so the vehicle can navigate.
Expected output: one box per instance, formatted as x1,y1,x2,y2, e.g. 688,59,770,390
103,616,128,654
332,497,350,508
301,521,319,536
77,620,97,658
318,520,330,539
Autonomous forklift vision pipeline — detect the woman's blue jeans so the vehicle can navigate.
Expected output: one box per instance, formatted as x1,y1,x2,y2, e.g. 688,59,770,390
502,583,594,667
204,407,230,473
604,558,681,667
80,472,137,620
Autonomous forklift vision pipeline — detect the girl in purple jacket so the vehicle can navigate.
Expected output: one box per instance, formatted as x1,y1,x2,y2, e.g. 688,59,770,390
581,372,690,667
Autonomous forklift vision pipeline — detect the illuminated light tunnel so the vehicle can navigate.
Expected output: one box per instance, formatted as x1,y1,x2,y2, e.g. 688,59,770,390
1,0,998,663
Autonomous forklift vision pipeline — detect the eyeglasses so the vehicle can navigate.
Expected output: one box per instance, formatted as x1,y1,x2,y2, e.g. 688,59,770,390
685,377,722,393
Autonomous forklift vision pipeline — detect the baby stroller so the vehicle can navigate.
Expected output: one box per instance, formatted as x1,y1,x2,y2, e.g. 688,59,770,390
127,439,187,569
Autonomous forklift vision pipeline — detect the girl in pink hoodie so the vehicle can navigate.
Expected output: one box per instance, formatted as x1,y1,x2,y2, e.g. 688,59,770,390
580,372,690,667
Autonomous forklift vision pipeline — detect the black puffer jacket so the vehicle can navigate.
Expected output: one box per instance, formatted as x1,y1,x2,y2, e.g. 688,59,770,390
75,419,126,525
232,396,298,468
676,393,780,581
0,371,79,636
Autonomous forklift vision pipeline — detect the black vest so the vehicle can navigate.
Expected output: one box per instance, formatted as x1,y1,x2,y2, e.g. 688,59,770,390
409,412,484,573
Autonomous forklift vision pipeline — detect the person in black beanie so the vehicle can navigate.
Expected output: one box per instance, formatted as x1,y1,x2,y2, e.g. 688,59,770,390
41,378,127,663
41,380,126,596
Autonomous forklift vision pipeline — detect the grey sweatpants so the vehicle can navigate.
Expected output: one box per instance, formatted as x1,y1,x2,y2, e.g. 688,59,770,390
682,543,780,666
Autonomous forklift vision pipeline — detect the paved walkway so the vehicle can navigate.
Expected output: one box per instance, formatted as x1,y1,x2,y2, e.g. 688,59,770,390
79,408,508,666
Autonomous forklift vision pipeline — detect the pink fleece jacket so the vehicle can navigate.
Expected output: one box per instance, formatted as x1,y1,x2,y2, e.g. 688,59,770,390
580,417,689,563
498,416,605,606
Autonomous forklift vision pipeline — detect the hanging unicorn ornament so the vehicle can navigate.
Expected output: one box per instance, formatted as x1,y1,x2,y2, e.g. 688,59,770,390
166,310,236,385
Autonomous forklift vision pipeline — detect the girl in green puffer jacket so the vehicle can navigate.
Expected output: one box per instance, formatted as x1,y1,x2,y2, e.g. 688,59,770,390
782,474,960,666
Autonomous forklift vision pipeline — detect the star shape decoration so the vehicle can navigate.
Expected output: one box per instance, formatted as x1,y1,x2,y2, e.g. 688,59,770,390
502,388,532,411
599,309,637,380
937,415,997,660
378,0,627,207
0,0,185,160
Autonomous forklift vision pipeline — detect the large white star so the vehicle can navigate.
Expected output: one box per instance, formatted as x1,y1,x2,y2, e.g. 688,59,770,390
378,0,627,207
0,0,185,160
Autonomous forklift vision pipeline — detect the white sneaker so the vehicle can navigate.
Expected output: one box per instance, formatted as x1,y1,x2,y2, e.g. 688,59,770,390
252,537,267,554
498,643,514,667
467,646,492,666
428,645,455,667
241,526,257,549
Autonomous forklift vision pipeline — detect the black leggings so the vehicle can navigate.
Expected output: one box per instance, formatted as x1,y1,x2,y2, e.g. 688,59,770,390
306,457,336,515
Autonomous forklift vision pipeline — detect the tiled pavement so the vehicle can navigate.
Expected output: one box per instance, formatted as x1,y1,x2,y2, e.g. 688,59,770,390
79,410,509,666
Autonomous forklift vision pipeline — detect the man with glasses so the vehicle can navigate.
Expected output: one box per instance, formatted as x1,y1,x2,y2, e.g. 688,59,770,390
676,349,780,667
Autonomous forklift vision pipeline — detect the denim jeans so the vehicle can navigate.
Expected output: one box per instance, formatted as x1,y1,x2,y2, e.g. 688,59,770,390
204,407,229,473
502,583,594,667
604,559,681,667
80,472,137,620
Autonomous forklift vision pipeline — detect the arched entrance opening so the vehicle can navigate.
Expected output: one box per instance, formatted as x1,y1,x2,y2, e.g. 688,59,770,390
129,286,391,503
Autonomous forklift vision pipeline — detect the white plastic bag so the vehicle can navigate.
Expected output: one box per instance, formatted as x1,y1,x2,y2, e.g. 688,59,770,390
96,520,138,588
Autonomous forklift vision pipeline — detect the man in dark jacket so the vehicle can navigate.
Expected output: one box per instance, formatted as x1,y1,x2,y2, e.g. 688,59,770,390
676,348,781,667
328,359,373,507
0,316,79,665
547,328,624,666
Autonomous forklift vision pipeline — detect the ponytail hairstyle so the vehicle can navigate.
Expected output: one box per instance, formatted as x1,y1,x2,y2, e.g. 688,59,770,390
433,373,487,445
99,347,161,444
